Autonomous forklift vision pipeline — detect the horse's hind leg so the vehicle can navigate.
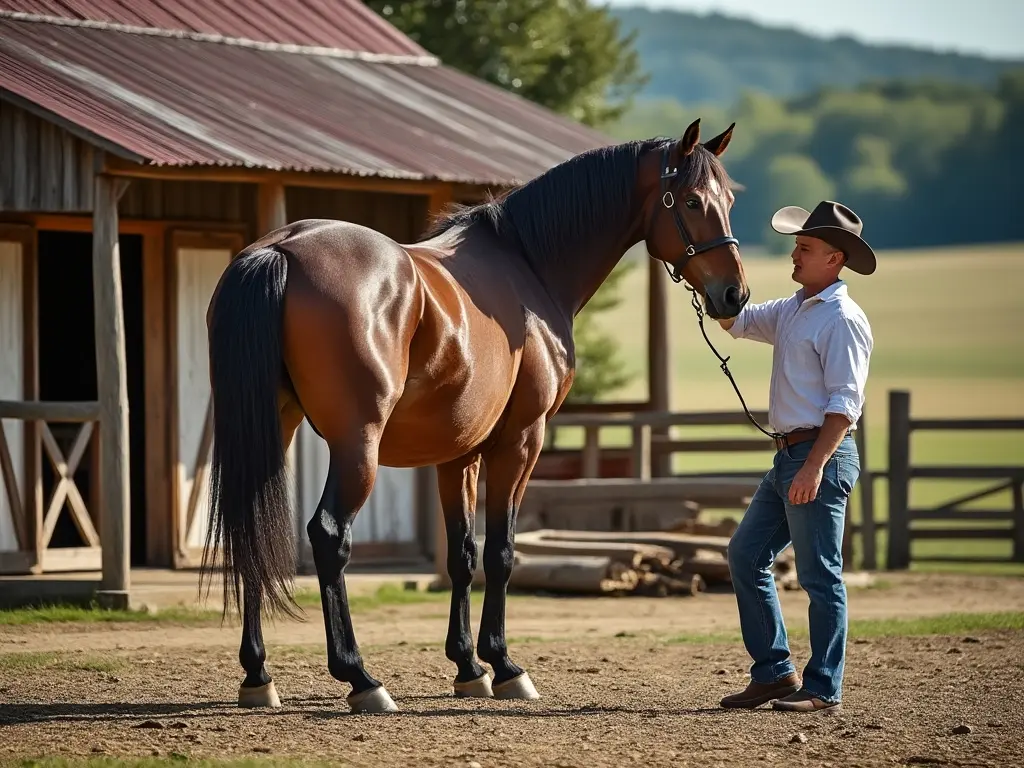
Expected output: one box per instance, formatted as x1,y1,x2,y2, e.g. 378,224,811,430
437,454,492,698
307,434,397,713
237,394,305,708
477,422,545,700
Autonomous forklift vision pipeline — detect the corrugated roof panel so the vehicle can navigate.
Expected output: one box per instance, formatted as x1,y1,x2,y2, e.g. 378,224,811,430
0,19,612,184
0,0,429,56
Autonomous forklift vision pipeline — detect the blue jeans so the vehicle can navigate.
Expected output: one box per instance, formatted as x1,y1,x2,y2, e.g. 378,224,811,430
727,434,860,703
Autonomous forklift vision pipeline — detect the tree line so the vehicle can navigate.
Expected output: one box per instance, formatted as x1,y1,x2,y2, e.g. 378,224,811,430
611,73,1024,251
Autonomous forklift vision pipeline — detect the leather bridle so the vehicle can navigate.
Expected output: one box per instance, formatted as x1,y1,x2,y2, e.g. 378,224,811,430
653,144,740,284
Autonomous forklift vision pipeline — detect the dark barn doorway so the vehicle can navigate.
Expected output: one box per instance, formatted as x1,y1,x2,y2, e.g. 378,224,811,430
36,231,148,565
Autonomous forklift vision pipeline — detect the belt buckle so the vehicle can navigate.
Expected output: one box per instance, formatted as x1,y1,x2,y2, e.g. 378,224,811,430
772,434,786,452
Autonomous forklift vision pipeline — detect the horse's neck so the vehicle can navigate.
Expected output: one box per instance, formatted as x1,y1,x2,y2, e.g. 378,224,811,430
536,221,641,321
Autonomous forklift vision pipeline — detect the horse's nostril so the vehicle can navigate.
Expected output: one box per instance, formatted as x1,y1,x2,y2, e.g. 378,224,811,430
724,285,741,309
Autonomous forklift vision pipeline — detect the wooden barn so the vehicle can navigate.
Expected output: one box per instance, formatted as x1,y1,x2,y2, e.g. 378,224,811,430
0,0,634,604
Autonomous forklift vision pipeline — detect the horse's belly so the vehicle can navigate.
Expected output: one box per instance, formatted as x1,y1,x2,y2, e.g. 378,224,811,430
377,370,513,466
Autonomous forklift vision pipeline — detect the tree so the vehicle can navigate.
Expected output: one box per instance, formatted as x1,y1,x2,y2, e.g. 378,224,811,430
565,260,637,403
363,0,647,127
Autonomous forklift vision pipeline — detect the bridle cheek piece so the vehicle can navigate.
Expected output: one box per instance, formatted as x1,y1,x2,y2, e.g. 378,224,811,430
654,145,739,284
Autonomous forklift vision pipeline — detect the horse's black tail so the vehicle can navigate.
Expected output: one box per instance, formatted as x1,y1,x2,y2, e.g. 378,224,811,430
200,246,300,621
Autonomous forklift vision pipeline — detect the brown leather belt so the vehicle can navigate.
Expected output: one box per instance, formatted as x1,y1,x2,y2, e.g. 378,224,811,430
772,427,821,452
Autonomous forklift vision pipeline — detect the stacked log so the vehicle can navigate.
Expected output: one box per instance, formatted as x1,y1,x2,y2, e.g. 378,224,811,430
469,528,798,597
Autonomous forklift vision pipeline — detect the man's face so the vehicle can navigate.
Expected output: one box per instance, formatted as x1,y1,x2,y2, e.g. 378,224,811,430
790,235,843,286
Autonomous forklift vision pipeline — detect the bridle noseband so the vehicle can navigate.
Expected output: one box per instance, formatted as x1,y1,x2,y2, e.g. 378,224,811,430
655,145,740,284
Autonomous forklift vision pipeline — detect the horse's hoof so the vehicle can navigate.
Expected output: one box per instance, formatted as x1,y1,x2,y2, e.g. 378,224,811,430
454,672,494,699
492,672,540,701
238,681,281,708
347,685,399,714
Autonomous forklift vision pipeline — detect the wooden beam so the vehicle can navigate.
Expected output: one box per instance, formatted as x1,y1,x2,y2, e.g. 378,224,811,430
647,261,671,477
257,182,287,235
103,156,445,198
92,172,132,609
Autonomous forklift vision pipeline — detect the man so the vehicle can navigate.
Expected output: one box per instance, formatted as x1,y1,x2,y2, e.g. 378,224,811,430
717,200,875,714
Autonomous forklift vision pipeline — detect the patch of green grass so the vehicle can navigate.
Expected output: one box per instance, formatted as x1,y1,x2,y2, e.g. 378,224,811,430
0,650,126,673
0,602,220,627
663,611,1024,645
292,582,450,613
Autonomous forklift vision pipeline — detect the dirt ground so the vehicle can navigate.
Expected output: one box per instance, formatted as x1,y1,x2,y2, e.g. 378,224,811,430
2,572,1024,767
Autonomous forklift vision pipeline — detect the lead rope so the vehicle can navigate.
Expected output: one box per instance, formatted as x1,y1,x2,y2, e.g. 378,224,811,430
674,274,785,442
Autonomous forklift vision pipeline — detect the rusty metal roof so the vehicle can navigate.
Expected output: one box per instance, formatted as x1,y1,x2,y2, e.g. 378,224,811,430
0,17,612,185
0,0,430,58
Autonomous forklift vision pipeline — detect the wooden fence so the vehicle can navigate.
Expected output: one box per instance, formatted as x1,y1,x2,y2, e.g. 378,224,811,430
540,407,876,568
886,389,1024,569
0,399,102,574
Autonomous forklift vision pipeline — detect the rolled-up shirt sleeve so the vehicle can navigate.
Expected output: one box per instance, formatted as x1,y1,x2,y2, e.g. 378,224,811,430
818,312,873,424
727,298,788,345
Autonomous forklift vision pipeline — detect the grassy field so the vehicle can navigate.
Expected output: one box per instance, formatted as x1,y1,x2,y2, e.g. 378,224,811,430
559,242,1024,570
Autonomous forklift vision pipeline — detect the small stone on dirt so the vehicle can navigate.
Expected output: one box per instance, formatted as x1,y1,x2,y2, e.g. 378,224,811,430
716,668,729,675
353,734,368,742
962,636,981,643
951,724,973,735
169,721,187,729
135,720,164,729
947,647,963,654
987,721,1004,728
468,762,482,768
865,723,884,730
253,747,271,754
790,733,808,744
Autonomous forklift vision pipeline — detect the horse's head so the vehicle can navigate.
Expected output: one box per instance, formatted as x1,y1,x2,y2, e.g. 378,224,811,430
640,119,749,319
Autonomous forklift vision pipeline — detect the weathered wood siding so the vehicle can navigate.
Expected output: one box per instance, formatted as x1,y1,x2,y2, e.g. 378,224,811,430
120,181,256,226
286,187,429,242
0,101,95,213
0,239,24,552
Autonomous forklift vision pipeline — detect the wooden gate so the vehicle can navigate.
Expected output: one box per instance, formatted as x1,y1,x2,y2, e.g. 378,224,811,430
170,230,241,567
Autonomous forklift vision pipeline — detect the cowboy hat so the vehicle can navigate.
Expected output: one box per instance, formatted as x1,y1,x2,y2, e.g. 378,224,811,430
770,200,876,275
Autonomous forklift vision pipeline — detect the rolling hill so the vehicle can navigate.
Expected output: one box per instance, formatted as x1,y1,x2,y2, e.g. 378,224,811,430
610,6,1024,105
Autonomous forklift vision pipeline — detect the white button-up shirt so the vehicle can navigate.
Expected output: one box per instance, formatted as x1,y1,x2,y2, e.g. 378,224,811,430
726,280,873,434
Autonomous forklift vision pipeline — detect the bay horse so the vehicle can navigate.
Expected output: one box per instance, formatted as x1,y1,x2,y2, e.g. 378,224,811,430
200,118,749,714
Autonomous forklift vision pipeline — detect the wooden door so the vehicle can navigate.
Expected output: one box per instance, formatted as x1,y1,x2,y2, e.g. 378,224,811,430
0,225,35,573
170,231,241,567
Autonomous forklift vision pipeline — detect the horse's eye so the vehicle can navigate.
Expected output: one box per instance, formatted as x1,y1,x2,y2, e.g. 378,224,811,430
685,198,700,210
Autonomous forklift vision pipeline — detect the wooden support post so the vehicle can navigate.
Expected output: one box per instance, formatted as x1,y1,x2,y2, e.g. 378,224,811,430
631,424,651,481
93,172,131,610
1012,481,1024,563
854,411,877,570
582,425,601,478
647,260,671,477
887,390,911,570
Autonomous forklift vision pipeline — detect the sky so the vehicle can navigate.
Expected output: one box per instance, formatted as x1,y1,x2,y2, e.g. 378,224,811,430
606,0,1024,60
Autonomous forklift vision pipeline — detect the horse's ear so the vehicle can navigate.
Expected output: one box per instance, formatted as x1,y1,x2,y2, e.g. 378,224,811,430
677,118,701,157
704,122,735,157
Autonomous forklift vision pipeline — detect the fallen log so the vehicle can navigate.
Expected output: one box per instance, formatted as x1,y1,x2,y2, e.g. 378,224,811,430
473,552,639,594
526,528,733,559
513,536,675,569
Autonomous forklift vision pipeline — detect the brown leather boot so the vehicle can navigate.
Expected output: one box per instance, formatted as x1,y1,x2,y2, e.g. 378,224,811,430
719,673,801,709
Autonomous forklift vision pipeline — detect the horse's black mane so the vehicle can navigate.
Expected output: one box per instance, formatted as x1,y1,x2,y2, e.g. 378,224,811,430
424,136,735,268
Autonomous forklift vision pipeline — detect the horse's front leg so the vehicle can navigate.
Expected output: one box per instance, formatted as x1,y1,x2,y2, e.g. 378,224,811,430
437,455,493,698
477,421,545,700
